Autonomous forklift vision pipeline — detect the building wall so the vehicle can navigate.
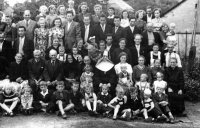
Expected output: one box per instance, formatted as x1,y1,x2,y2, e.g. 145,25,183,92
162,0,200,57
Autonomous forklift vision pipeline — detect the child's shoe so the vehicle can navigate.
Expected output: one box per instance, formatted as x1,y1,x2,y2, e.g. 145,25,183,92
170,118,175,124
113,115,117,120
62,113,67,119
144,117,154,123
56,111,61,116
125,111,131,121
88,110,93,116
9,112,14,117
93,111,98,116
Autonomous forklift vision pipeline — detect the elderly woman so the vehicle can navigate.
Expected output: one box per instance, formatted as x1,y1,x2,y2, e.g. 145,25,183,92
112,38,132,64
92,4,103,25
164,57,185,114
75,2,92,25
94,50,117,96
132,56,152,84
146,43,162,67
120,10,130,28
63,53,79,91
151,8,164,32
135,10,147,32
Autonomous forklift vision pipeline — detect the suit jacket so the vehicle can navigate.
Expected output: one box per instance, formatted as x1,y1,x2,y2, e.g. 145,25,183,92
9,61,28,82
141,30,163,47
52,90,70,104
130,45,145,67
106,45,115,60
0,56,9,80
14,37,34,60
64,21,81,49
143,15,155,22
43,59,63,82
124,26,141,47
16,20,37,40
112,26,125,47
28,58,45,80
0,40,12,61
81,24,95,43
94,24,112,44
35,89,54,103
106,17,115,27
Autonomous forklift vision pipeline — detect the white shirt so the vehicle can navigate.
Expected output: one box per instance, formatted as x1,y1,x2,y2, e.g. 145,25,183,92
115,26,119,33
84,24,90,42
147,15,152,23
41,90,49,97
120,18,130,28
165,52,182,67
101,24,105,32
0,41,3,52
130,26,135,33
106,44,112,51
107,15,114,19
19,36,25,55
67,21,72,30
135,44,140,57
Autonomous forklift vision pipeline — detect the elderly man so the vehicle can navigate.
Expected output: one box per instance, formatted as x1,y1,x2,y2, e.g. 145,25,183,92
16,10,37,41
28,49,45,98
141,22,162,52
43,49,63,91
162,42,182,68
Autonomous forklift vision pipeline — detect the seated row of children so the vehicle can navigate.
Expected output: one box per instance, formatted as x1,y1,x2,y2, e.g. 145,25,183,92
0,72,175,123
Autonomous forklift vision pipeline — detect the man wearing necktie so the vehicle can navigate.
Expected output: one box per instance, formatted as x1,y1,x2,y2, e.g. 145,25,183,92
16,10,37,41
0,32,12,62
28,49,45,99
44,49,64,91
94,14,112,44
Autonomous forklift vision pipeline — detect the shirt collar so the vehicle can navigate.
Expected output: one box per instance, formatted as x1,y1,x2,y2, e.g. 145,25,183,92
101,92,108,96
107,15,114,19
131,96,138,101
41,89,48,96
24,19,30,23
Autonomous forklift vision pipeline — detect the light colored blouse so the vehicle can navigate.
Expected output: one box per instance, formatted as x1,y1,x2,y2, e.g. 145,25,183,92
120,18,130,28
151,18,164,32
114,62,133,74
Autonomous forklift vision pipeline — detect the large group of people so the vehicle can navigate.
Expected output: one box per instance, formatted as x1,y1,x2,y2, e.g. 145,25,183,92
0,0,185,124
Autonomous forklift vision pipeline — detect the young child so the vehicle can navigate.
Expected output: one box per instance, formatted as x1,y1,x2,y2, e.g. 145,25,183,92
153,83,175,123
0,84,19,116
84,85,98,116
80,65,94,92
126,87,145,120
97,84,112,117
33,81,54,113
72,46,82,62
118,64,133,95
52,81,74,119
153,72,167,93
166,23,177,52
21,86,33,115
108,86,130,120
45,38,59,60
66,0,76,16
135,74,150,99
57,46,67,62
69,81,86,113
142,89,167,122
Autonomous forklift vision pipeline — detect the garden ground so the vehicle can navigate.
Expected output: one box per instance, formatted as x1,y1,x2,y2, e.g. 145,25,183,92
0,101,199,128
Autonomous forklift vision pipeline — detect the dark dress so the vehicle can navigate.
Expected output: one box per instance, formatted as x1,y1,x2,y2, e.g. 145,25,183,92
9,61,28,82
127,95,143,111
132,65,152,83
164,66,185,113
97,92,112,113
69,90,85,112
112,48,132,65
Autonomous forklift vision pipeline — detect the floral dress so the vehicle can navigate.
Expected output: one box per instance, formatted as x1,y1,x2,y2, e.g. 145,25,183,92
49,27,64,46
34,28,49,58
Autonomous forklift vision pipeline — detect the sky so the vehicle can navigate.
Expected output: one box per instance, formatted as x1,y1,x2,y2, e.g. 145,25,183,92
5,0,28,7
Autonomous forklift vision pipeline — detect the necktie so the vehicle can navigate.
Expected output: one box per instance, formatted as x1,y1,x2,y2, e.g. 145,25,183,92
115,27,118,33
136,45,140,57
52,60,55,66
84,25,89,42
101,24,105,32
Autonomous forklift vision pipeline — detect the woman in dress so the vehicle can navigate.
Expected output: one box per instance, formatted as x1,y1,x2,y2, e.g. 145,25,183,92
48,18,64,47
135,10,147,32
63,53,79,91
45,5,57,28
57,5,67,28
92,4,103,25
164,57,185,114
75,2,91,25
120,10,130,28
132,56,152,84
151,8,164,32
34,19,49,58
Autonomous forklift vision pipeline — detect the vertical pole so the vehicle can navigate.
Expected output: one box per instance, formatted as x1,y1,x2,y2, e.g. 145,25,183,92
185,31,187,59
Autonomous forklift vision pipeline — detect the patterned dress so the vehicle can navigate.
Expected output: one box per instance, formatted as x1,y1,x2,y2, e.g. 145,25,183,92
34,28,49,58
49,27,64,46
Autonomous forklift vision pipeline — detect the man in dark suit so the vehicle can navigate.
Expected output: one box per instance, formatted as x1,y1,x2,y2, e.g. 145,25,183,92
95,14,112,44
0,56,9,80
112,16,125,47
143,6,154,23
124,17,141,47
0,32,12,62
105,33,115,60
43,49,63,91
141,22,163,52
28,49,46,98
81,14,94,44
14,26,34,62
130,34,145,67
